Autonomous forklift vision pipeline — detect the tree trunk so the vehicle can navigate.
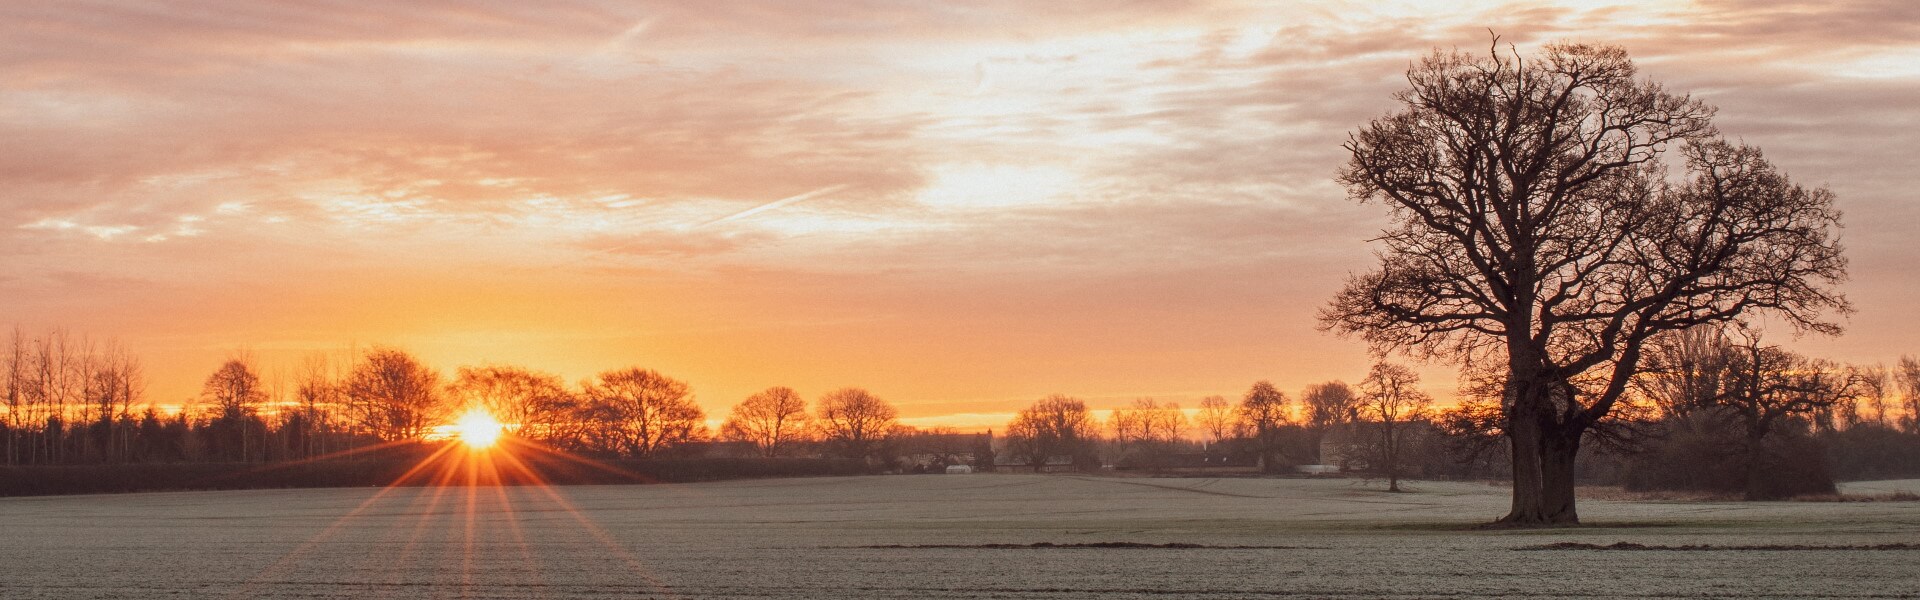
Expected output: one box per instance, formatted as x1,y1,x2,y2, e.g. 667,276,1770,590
1384,420,1401,492
1539,424,1582,524
1744,430,1767,501
1501,394,1547,524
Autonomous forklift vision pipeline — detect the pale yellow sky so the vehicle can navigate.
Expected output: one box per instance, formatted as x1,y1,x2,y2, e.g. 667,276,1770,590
3,1,1917,430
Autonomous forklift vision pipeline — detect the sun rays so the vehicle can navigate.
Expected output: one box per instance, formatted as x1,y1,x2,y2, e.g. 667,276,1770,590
230,432,685,599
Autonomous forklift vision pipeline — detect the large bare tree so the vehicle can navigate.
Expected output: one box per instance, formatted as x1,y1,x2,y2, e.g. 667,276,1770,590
722,386,813,457
343,348,445,441
1006,394,1096,470
447,365,576,442
815,387,897,460
1323,40,1848,524
582,368,706,458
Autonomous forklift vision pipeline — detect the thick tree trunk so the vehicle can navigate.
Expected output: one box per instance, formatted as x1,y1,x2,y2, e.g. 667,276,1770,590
1501,399,1547,524
1539,425,1582,524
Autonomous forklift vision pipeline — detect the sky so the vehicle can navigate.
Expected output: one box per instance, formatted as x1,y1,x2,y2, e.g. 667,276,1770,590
3,0,1917,430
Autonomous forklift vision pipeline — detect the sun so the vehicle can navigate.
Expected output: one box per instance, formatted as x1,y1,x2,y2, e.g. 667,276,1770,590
453,409,503,451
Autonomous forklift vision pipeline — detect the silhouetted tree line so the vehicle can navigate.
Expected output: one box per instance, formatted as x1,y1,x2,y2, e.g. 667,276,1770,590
0,326,947,470
991,338,1920,501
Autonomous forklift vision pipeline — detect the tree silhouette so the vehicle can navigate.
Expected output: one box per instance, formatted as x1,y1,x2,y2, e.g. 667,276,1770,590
447,365,575,442
1237,381,1290,471
1323,40,1848,524
1358,363,1432,492
815,387,897,460
1006,394,1096,470
581,368,705,458
1301,381,1359,463
343,348,445,441
1713,328,1857,499
722,386,813,457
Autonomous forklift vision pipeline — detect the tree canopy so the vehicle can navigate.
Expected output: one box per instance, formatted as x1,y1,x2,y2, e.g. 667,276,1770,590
1323,39,1848,524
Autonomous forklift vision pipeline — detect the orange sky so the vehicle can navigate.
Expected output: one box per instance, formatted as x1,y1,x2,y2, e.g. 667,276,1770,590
3,1,1917,431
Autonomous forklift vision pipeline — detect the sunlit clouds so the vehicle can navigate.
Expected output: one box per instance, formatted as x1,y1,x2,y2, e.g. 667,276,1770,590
4,0,1918,424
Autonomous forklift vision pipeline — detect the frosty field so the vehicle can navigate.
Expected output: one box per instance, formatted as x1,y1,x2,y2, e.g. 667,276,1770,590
2,475,1917,599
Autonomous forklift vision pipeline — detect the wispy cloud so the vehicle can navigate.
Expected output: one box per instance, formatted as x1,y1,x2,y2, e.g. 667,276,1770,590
0,0,1914,418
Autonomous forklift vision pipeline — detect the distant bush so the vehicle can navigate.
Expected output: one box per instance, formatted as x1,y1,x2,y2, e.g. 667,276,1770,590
1823,425,1920,481
1620,419,1835,499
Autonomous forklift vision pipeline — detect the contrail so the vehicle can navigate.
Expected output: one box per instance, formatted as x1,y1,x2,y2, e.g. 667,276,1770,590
697,184,849,228
560,184,849,266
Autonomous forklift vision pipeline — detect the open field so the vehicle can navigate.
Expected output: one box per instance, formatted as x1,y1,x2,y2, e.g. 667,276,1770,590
2,475,1917,599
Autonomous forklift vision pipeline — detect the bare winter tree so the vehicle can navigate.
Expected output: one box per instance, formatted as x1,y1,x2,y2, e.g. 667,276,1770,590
203,358,266,417
1322,40,1849,524
1237,381,1290,470
1358,363,1433,492
1714,328,1858,499
343,348,445,441
447,365,576,442
1196,395,1234,445
722,386,813,457
1844,364,1892,429
581,368,706,458
1636,326,1734,419
292,353,341,458
3,328,22,465
1301,381,1359,462
1897,357,1920,435
815,387,897,460
1006,394,1096,470
203,357,266,461
1110,398,1187,469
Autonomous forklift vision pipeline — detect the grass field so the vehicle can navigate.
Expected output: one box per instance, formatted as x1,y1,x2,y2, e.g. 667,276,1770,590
2,475,1916,598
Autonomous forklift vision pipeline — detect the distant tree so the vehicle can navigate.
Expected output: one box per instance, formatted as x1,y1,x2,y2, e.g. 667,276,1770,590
1237,381,1290,470
1358,362,1432,492
1301,381,1359,462
1110,398,1187,469
1196,395,1233,445
1322,40,1849,524
722,386,813,457
202,357,266,461
1637,326,1734,420
343,348,445,441
291,354,340,458
581,368,705,458
1845,364,1892,429
815,387,897,460
1898,357,1920,435
447,365,575,442
1006,394,1096,470
1714,329,1857,499
203,359,265,416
